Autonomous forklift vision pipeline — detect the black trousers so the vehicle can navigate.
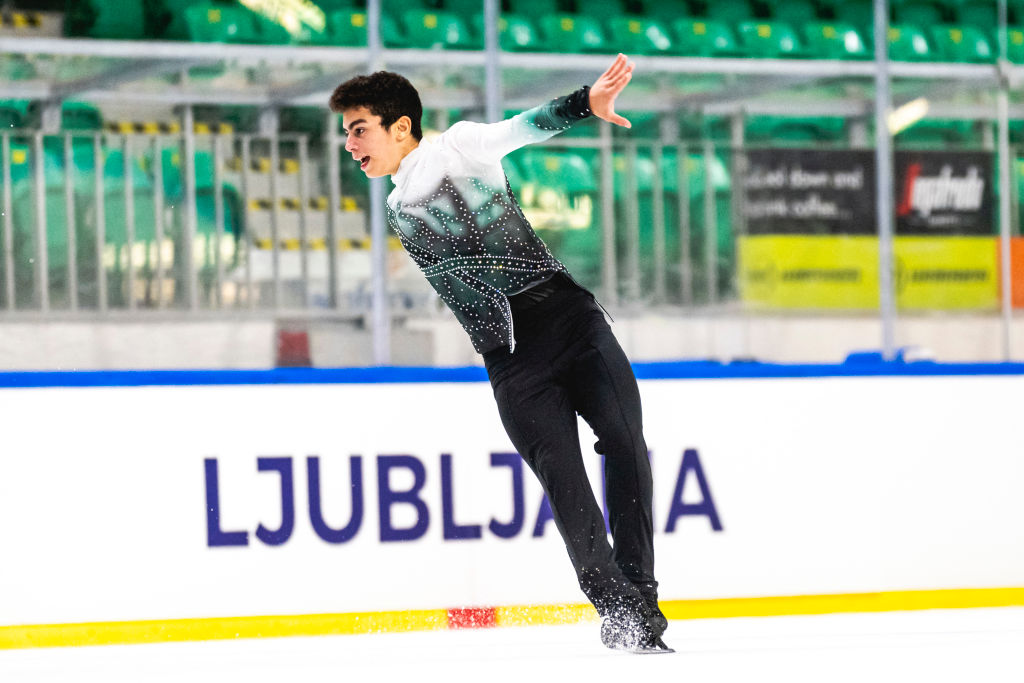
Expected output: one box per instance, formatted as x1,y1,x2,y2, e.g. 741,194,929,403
483,275,655,617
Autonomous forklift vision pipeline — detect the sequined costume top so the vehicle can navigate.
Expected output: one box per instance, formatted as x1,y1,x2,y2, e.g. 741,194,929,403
387,86,592,354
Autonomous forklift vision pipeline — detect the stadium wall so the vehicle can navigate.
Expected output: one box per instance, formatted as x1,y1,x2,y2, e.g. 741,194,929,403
0,362,1021,648
5,315,1024,370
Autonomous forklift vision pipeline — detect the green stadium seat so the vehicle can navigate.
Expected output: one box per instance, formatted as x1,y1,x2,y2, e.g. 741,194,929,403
64,0,147,40
280,107,326,137
538,14,609,53
895,119,977,147
470,14,547,51
1,141,31,186
929,25,994,62
636,0,691,22
249,9,309,44
893,0,946,26
833,0,875,40
705,0,756,23
184,4,259,43
671,18,745,56
511,148,601,285
605,16,674,55
770,0,820,24
887,24,934,60
957,0,997,29
736,21,808,58
312,0,364,9
508,0,561,16
61,102,104,131
21,101,103,132
746,116,847,143
1007,27,1024,62
612,152,656,199
0,100,27,129
802,22,870,59
401,9,478,49
518,150,598,194
150,0,194,41
327,10,404,46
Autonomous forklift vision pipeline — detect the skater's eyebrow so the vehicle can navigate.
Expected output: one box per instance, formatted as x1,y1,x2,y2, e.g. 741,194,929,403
342,118,367,134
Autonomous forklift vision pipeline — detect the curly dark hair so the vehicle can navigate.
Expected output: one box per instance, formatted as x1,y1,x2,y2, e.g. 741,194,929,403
329,71,423,141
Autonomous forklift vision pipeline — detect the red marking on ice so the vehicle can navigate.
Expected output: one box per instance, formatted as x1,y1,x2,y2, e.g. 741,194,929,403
447,607,497,629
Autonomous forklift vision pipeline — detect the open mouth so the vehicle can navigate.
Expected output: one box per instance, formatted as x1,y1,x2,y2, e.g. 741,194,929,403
359,156,370,170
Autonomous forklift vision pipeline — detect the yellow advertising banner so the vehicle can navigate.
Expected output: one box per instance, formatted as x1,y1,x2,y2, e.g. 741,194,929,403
738,236,998,310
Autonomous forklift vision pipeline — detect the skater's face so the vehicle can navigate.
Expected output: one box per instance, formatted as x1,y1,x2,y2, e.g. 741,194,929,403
342,107,415,178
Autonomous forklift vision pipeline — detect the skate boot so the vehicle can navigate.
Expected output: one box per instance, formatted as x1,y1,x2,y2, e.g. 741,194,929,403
633,581,668,638
599,595,674,654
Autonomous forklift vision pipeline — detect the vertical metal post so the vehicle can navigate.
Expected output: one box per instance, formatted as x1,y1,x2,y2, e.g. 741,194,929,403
93,133,107,311
676,143,693,305
32,132,49,311
368,0,390,364
63,134,78,310
369,178,390,364
241,136,255,309
484,0,502,123
367,0,382,68
1,134,14,309
998,0,1014,359
730,110,746,302
849,118,869,147
599,121,618,306
213,133,226,308
269,135,283,308
181,105,199,310
325,113,341,309
652,144,666,303
123,135,136,310
874,0,896,359
624,142,641,302
703,140,718,304
297,135,311,307
152,137,166,308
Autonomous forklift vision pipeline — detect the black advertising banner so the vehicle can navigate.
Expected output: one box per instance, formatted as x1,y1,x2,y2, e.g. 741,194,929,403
743,149,995,236
894,151,993,235
743,149,877,235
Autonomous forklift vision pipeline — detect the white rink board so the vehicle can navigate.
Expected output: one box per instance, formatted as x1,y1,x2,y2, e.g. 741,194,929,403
1,374,1022,625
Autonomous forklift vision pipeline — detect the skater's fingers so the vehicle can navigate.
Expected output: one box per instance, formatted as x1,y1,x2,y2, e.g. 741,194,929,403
603,53,629,80
606,72,632,96
608,112,631,128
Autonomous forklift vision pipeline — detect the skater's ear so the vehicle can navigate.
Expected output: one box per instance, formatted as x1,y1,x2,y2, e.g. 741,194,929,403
388,115,413,142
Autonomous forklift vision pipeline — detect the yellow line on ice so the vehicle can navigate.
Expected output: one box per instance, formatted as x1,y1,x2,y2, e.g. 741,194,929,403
2,587,1021,650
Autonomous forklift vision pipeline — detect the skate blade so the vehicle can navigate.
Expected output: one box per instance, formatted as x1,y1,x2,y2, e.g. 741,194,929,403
632,644,675,654
619,638,675,654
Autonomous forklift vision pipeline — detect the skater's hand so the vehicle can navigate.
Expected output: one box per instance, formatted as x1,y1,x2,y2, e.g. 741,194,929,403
589,54,634,129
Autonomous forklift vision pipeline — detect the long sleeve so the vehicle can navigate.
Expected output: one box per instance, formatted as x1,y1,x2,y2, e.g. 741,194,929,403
445,86,593,167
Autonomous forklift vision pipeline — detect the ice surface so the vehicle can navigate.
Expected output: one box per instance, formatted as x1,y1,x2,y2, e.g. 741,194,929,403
2,608,1022,683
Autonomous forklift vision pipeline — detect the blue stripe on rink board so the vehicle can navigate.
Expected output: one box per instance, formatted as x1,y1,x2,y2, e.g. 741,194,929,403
1,358,1024,388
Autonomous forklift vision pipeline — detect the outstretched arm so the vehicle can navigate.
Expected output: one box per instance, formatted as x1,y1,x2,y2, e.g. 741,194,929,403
446,54,636,165
589,53,635,129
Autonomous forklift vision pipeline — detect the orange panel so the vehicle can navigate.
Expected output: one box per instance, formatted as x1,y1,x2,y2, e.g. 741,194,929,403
997,237,1024,308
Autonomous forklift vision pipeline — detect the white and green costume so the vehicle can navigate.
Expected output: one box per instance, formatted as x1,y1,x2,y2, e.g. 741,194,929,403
387,86,592,353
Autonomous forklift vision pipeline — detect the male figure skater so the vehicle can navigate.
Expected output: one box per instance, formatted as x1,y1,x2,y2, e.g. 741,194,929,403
330,54,670,653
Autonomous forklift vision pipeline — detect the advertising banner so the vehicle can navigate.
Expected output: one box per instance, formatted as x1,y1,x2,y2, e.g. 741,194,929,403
1,373,1023,630
742,149,877,235
895,236,998,309
895,151,994,235
742,148,994,237
738,235,878,308
739,235,998,310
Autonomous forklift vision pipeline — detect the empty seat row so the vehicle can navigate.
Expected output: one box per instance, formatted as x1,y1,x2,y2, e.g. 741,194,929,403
290,9,1018,63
